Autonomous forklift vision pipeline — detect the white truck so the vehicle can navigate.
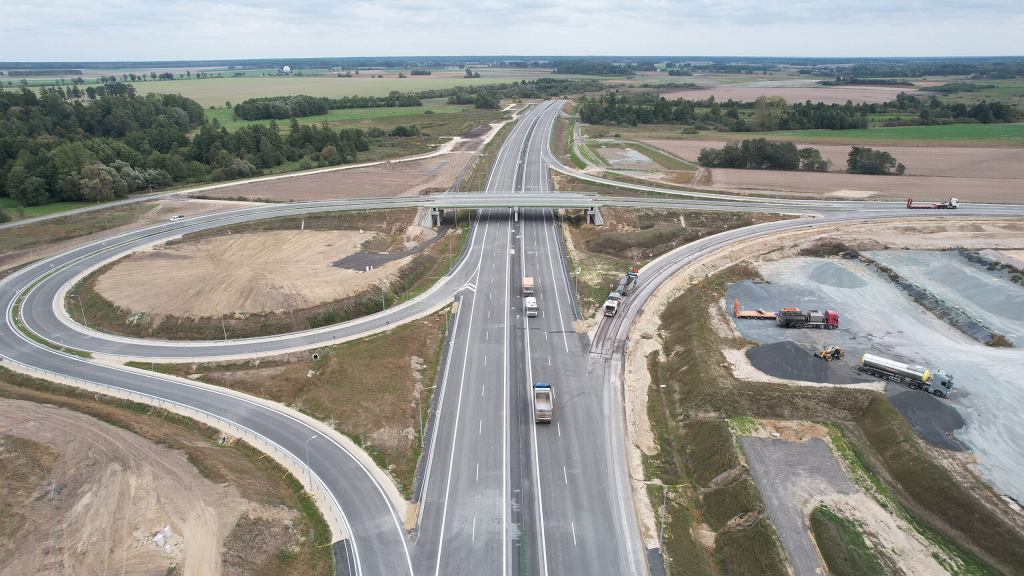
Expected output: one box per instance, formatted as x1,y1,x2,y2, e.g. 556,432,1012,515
534,383,553,423
603,299,619,317
523,276,535,296
525,296,539,318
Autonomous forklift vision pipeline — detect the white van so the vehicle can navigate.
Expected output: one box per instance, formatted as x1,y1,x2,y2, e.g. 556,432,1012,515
525,296,539,318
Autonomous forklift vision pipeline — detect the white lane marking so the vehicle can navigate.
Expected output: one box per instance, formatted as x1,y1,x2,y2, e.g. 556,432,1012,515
540,210,570,353
501,207,514,576
571,521,578,546
479,420,483,435
484,355,487,366
557,422,561,437
547,356,551,366
472,517,477,542
476,462,480,482
563,466,568,485
520,208,550,576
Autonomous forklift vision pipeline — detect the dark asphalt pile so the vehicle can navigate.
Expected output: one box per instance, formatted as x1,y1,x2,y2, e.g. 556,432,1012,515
746,341,867,384
333,226,447,270
885,383,966,451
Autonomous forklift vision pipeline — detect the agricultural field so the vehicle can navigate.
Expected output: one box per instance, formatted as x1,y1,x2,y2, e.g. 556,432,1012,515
118,68,556,107
204,100,471,131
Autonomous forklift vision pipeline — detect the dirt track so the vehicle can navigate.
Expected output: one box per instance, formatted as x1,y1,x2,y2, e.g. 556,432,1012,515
95,230,411,317
0,400,285,576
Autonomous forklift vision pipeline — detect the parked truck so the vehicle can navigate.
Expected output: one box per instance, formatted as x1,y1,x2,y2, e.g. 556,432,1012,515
907,197,959,209
534,383,554,423
523,276,535,296
776,308,839,329
858,353,955,398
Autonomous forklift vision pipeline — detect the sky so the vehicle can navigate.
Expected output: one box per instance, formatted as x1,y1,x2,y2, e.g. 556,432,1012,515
3,0,1023,61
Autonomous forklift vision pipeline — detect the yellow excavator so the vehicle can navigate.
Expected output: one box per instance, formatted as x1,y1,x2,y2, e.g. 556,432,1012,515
818,346,845,361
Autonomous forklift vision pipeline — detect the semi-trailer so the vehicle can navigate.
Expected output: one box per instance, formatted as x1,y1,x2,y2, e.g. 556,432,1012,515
858,353,955,398
776,308,839,329
906,197,959,209
523,276,535,296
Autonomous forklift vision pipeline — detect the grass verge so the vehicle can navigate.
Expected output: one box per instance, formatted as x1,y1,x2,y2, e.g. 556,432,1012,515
135,307,451,500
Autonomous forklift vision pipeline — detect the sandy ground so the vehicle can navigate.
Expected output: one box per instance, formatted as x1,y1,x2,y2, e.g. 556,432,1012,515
661,82,924,105
638,139,1024,202
618,217,1024,552
197,153,476,202
0,399,283,576
740,433,949,576
593,145,661,170
0,198,257,276
95,229,411,317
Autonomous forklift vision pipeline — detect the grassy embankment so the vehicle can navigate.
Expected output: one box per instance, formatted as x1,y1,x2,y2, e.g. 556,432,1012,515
646,263,1022,575
67,209,470,340
0,202,152,268
810,505,888,576
128,307,451,500
0,366,333,576
560,208,787,316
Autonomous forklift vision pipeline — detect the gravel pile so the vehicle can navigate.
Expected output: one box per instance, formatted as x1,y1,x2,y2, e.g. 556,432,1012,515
746,341,867,384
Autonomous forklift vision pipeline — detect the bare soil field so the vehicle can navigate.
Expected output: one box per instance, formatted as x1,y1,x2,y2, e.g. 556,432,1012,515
0,394,324,576
638,139,1024,202
661,83,924,105
198,153,474,201
95,229,412,317
708,169,1022,202
641,139,1024,180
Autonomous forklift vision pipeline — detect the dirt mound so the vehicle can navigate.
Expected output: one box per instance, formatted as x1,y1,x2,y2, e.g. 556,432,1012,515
746,341,867,384
808,261,868,289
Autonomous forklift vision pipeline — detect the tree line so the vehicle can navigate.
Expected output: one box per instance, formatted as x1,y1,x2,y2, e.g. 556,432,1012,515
698,139,905,175
0,85,376,206
552,61,632,76
234,92,424,120
578,91,1020,130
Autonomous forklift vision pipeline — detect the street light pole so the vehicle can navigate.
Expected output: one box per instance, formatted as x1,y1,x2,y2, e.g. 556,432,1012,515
304,434,318,486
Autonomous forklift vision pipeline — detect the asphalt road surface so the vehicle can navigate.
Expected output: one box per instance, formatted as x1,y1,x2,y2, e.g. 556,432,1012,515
4,99,1024,576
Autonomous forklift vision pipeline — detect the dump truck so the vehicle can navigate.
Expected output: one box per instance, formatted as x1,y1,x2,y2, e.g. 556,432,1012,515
858,353,954,398
907,197,959,209
616,268,639,297
776,308,839,329
523,276,535,296
534,383,554,423
603,299,619,317
525,296,539,318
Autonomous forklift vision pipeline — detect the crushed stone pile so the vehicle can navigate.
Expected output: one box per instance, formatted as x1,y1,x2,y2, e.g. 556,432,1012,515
746,341,867,384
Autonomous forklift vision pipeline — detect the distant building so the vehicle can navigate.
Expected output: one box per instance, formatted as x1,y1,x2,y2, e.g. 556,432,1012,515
280,65,291,76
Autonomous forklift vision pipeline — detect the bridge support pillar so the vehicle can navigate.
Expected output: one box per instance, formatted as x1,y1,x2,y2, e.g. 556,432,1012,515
430,207,445,228
586,207,604,226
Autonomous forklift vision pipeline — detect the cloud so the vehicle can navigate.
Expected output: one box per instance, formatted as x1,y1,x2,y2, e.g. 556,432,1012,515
2,0,1022,60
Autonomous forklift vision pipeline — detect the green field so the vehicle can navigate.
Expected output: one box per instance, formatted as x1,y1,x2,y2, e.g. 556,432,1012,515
205,100,470,131
123,68,555,107
0,198,98,220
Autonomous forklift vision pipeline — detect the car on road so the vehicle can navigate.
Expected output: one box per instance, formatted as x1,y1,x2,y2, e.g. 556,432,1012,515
168,214,185,222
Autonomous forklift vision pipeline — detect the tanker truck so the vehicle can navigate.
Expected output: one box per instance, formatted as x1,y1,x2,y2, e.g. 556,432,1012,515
858,353,955,398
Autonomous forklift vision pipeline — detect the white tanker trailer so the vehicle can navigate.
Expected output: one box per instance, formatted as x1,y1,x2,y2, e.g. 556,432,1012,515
858,353,955,398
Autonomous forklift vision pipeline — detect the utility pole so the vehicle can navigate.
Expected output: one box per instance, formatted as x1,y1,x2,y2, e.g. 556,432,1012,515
221,314,228,341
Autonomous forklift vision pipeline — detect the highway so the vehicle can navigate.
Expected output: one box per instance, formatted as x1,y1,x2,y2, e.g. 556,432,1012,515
4,99,1024,576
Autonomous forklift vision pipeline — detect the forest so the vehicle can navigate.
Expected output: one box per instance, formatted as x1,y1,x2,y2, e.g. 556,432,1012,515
0,85,370,206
